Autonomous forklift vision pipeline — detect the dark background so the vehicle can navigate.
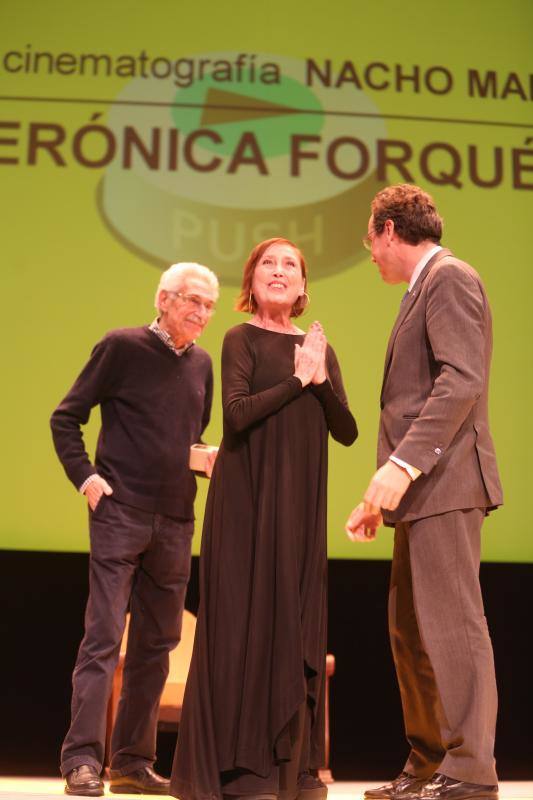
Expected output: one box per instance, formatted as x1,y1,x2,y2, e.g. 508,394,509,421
0,552,531,779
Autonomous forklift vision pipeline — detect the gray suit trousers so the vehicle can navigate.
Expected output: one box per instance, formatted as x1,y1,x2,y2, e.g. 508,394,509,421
389,508,498,786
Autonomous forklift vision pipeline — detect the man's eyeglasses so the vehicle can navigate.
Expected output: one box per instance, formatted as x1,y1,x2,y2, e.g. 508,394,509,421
362,229,376,251
167,291,216,315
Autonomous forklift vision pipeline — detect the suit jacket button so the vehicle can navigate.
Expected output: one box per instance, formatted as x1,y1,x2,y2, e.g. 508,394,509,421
434,447,442,455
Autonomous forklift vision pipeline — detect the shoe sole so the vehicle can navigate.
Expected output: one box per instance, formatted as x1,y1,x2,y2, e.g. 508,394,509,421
365,783,429,800
65,789,104,797
109,787,169,795
365,794,392,800
421,795,499,800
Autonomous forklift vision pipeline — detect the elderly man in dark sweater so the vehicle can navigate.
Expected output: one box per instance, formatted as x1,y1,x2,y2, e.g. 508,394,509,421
51,262,219,797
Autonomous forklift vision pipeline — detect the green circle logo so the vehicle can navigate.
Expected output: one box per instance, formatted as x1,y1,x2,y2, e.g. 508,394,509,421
100,52,386,282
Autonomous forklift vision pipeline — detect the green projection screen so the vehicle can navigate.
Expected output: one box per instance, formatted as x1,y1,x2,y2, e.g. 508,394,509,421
1,0,532,561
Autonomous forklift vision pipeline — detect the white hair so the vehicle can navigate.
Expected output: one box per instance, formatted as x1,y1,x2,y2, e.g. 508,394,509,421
155,262,219,312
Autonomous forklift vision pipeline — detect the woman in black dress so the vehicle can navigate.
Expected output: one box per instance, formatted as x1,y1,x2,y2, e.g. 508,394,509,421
171,238,357,800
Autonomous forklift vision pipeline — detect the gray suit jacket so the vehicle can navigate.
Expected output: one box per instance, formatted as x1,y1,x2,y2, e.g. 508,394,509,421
378,248,503,524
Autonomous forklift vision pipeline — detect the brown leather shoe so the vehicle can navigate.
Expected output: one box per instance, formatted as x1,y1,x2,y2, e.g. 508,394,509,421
64,765,104,797
413,773,498,800
365,772,427,800
109,765,170,794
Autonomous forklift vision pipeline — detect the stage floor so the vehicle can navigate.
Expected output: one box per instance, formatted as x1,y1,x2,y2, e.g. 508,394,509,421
0,779,532,800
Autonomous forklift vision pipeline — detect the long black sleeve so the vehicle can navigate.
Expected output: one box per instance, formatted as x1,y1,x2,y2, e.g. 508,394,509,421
222,326,303,433
311,345,357,445
50,334,118,490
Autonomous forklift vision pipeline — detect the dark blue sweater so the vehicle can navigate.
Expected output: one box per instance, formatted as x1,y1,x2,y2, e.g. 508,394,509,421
50,326,213,519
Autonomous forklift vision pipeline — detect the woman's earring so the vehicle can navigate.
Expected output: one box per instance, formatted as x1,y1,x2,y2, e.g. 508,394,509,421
302,291,310,307
248,291,254,312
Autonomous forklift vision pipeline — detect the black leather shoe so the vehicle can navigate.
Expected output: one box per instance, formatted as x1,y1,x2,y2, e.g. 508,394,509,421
297,771,328,800
64,765,104,797
365,772,427,800
109,765,170,794
413,773,498,800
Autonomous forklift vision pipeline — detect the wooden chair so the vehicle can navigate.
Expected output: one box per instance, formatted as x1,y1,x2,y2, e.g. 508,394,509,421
106,612,335,781
319,653,336,783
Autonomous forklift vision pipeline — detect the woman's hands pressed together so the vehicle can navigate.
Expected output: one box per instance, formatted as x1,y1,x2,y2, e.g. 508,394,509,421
294,321,328,387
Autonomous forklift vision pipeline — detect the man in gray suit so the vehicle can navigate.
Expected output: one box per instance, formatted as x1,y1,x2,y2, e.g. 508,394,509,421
346,184,503,800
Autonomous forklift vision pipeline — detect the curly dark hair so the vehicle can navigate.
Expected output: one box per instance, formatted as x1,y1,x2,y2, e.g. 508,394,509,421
371,184,443,244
